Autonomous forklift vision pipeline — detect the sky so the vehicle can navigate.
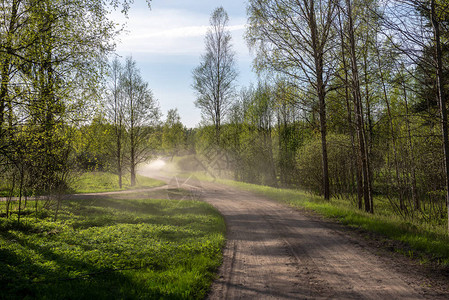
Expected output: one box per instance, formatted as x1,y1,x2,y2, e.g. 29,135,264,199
110,0,256,128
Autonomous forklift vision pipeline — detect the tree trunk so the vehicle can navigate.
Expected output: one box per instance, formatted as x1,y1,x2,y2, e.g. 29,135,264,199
318,78,330,200
116,118,123,189
215,108,220,146
130,88,136,186
0,59,9,130
346,0,372,212
363,45,375,213
338,7,362,207
310,0,330,200
117,136,122,188
431,0,449,234
130,128,136,186
18,165,24,224
266,125,278,187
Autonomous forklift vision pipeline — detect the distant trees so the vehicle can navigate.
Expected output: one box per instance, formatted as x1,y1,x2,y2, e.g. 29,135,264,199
244,82,277,186
162,109,185,160
193,7,238,145
222,82,278,185
196,80,303,186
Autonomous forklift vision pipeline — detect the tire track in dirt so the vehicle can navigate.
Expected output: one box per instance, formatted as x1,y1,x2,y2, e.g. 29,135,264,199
201,182,448,300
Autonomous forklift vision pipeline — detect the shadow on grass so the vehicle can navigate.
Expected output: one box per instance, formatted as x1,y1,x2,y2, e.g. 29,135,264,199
0,195,224,299
65,197,219,230
0,221,188,300
67,197,165,215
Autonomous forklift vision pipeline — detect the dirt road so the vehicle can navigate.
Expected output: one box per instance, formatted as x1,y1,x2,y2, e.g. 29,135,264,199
195,182,449,300
136,160,448,299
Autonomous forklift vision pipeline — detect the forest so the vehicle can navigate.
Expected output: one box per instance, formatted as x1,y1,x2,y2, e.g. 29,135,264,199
188,0,449,233
1,0,449,229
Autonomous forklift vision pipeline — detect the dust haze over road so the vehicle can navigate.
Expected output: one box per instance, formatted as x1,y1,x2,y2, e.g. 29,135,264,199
138,159,449,299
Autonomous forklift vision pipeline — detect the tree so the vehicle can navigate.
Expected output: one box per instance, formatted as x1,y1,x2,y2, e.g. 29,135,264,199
107,57,126,188
339,0,374,212
121,56,160,186
247,0,338,200
247,81,278,186
274,80,303,186
192,6,238,145
162,108,185,160
430,0,449,234
378,0,449,227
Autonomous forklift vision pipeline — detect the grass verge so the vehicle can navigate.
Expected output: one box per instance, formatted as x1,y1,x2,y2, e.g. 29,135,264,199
70,172,165,193
217,178,449,266
0,197,225,299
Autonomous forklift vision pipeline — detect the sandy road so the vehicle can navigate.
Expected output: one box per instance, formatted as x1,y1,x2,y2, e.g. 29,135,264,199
194,181,448,300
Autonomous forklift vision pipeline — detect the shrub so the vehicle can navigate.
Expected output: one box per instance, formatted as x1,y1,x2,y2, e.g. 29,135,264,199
296,134,354,195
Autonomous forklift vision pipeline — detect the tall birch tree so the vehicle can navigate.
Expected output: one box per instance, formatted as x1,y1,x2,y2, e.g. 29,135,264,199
193,7,238,145
121,57,160,186
247,0,338,199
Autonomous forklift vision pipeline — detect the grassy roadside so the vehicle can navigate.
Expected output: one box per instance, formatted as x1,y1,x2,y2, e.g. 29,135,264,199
0,196,225,299
0,172,166,197
70,172,165,193
214,178,449,266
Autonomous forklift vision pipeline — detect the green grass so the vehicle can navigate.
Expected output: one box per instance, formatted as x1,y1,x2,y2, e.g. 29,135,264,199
216,178,449,266
71,172,165,193
0,172,165,197
0,197,225,299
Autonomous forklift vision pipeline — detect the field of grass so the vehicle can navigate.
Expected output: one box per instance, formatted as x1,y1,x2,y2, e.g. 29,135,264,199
0,197,225,299
70,172,165,193
215,178,449,266
0,172,166,197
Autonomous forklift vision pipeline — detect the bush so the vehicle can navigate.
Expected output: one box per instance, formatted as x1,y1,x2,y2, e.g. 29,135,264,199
296,134,354,195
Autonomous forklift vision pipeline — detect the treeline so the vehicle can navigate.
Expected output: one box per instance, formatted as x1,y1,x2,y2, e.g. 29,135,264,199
190,2,449,229
193,78,445,225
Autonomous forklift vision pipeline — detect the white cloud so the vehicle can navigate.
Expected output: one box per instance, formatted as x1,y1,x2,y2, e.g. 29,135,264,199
133,24,245,39
111,8,248,56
